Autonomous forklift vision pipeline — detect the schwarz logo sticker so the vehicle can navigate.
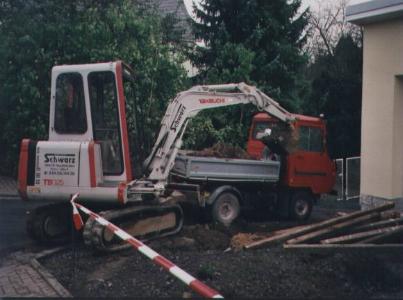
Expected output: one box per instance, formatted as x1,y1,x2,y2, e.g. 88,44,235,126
170,104,186,132
199,98,225,104
44,153,76,164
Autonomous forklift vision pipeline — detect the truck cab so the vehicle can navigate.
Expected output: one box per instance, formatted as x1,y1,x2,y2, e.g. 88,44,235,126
247,113,336,195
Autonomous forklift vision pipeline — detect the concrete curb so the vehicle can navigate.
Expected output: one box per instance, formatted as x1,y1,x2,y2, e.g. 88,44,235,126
0,193,19,198
0,176,18,198
30,247,72,298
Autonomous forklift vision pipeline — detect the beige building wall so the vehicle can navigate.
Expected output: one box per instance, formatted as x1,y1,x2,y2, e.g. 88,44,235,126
361,18,403,206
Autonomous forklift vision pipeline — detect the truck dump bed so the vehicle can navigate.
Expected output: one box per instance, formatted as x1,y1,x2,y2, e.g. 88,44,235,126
172,154,280,182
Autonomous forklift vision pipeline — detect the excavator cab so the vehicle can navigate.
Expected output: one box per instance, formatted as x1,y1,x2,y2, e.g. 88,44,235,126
19,61,135,203
18,61,183,249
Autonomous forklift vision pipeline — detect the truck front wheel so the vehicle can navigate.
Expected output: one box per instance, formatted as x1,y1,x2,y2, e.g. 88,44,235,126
212,192,240,227
289,191,313,221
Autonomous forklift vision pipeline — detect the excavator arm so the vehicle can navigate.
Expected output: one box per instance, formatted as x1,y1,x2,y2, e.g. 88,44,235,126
142,82,295,185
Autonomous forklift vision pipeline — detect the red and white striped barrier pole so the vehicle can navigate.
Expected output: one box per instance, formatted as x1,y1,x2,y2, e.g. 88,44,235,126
70,193,223,299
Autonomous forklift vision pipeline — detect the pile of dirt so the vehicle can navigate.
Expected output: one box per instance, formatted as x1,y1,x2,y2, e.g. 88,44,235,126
188,142,254,160
230,233,265,251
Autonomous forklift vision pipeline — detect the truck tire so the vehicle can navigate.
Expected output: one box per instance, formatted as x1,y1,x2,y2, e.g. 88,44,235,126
289,191,313,221
212,192,240,227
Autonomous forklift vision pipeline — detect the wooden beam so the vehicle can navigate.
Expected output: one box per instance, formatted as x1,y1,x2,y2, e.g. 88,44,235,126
269,225,308,236
244,202,394,249
380,210,401,220
286,212,380,245
349,217,403,234
284,243,403,250
361,226,403,244
320,225,403,244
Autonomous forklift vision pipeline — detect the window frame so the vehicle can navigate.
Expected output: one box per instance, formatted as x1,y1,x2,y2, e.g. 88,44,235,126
252,121,274,140
298,125,324,153
87,70,124,176
54,72,88,135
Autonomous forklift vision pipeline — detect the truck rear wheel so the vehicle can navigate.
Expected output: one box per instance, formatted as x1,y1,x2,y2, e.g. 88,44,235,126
289,191,313,221
212,192,240,227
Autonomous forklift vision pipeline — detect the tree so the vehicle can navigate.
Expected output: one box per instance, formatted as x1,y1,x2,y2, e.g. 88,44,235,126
183,0,309,150
0,0,187,176
305,35,362,158
305,0,362,58
193,0,308,103
302,0,363,158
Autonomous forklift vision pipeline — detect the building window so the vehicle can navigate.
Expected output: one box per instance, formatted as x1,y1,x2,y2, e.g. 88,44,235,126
299,126,323,152
54,73,87,134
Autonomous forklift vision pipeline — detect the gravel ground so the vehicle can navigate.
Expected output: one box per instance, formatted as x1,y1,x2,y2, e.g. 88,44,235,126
40,205,403,298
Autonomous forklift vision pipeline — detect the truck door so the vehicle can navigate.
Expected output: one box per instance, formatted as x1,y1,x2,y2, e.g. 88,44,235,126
247,120,272,159
287,124,335,194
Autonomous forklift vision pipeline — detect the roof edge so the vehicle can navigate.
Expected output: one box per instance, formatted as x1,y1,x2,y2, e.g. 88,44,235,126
346,0,403,24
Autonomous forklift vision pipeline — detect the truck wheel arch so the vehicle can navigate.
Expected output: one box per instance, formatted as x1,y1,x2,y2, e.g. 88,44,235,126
207,185,242,227
206,185,243,206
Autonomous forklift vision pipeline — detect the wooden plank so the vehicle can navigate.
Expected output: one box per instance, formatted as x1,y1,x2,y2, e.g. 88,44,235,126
286,212,380,245
320,225,403,244
284,243,403,250
380,210,401,220
244,202,394,249
269,224,308,236
361,225,403,244
349,217,403,234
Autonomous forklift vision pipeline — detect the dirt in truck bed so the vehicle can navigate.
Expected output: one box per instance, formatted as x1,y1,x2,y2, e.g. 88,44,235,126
188,142,255,160
40,204,403,298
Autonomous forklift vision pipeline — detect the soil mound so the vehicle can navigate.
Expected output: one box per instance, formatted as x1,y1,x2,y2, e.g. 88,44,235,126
188,142,254,160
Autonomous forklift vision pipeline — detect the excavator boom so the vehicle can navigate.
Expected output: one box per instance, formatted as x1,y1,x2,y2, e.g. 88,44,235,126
137,82,295,191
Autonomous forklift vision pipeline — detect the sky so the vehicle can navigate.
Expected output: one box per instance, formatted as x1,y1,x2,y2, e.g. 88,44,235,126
183,0,371,18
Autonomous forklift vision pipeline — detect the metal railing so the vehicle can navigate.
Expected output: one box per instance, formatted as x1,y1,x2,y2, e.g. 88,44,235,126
334,156,360,200
335,158,344,201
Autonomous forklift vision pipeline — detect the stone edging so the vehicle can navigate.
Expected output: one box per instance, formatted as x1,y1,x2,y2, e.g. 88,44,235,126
0,194,19,198
30,247,72,298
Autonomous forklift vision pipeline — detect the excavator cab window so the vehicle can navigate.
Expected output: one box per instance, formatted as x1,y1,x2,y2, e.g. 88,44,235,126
88,71,123,175
54,73,87,134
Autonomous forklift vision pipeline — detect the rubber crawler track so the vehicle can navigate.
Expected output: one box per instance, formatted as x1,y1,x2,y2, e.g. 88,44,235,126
83,204,184,252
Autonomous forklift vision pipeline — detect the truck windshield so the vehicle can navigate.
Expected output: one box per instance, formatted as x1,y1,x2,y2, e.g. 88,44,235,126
298,126,323,152
254,120,298,154
253,121,272,139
